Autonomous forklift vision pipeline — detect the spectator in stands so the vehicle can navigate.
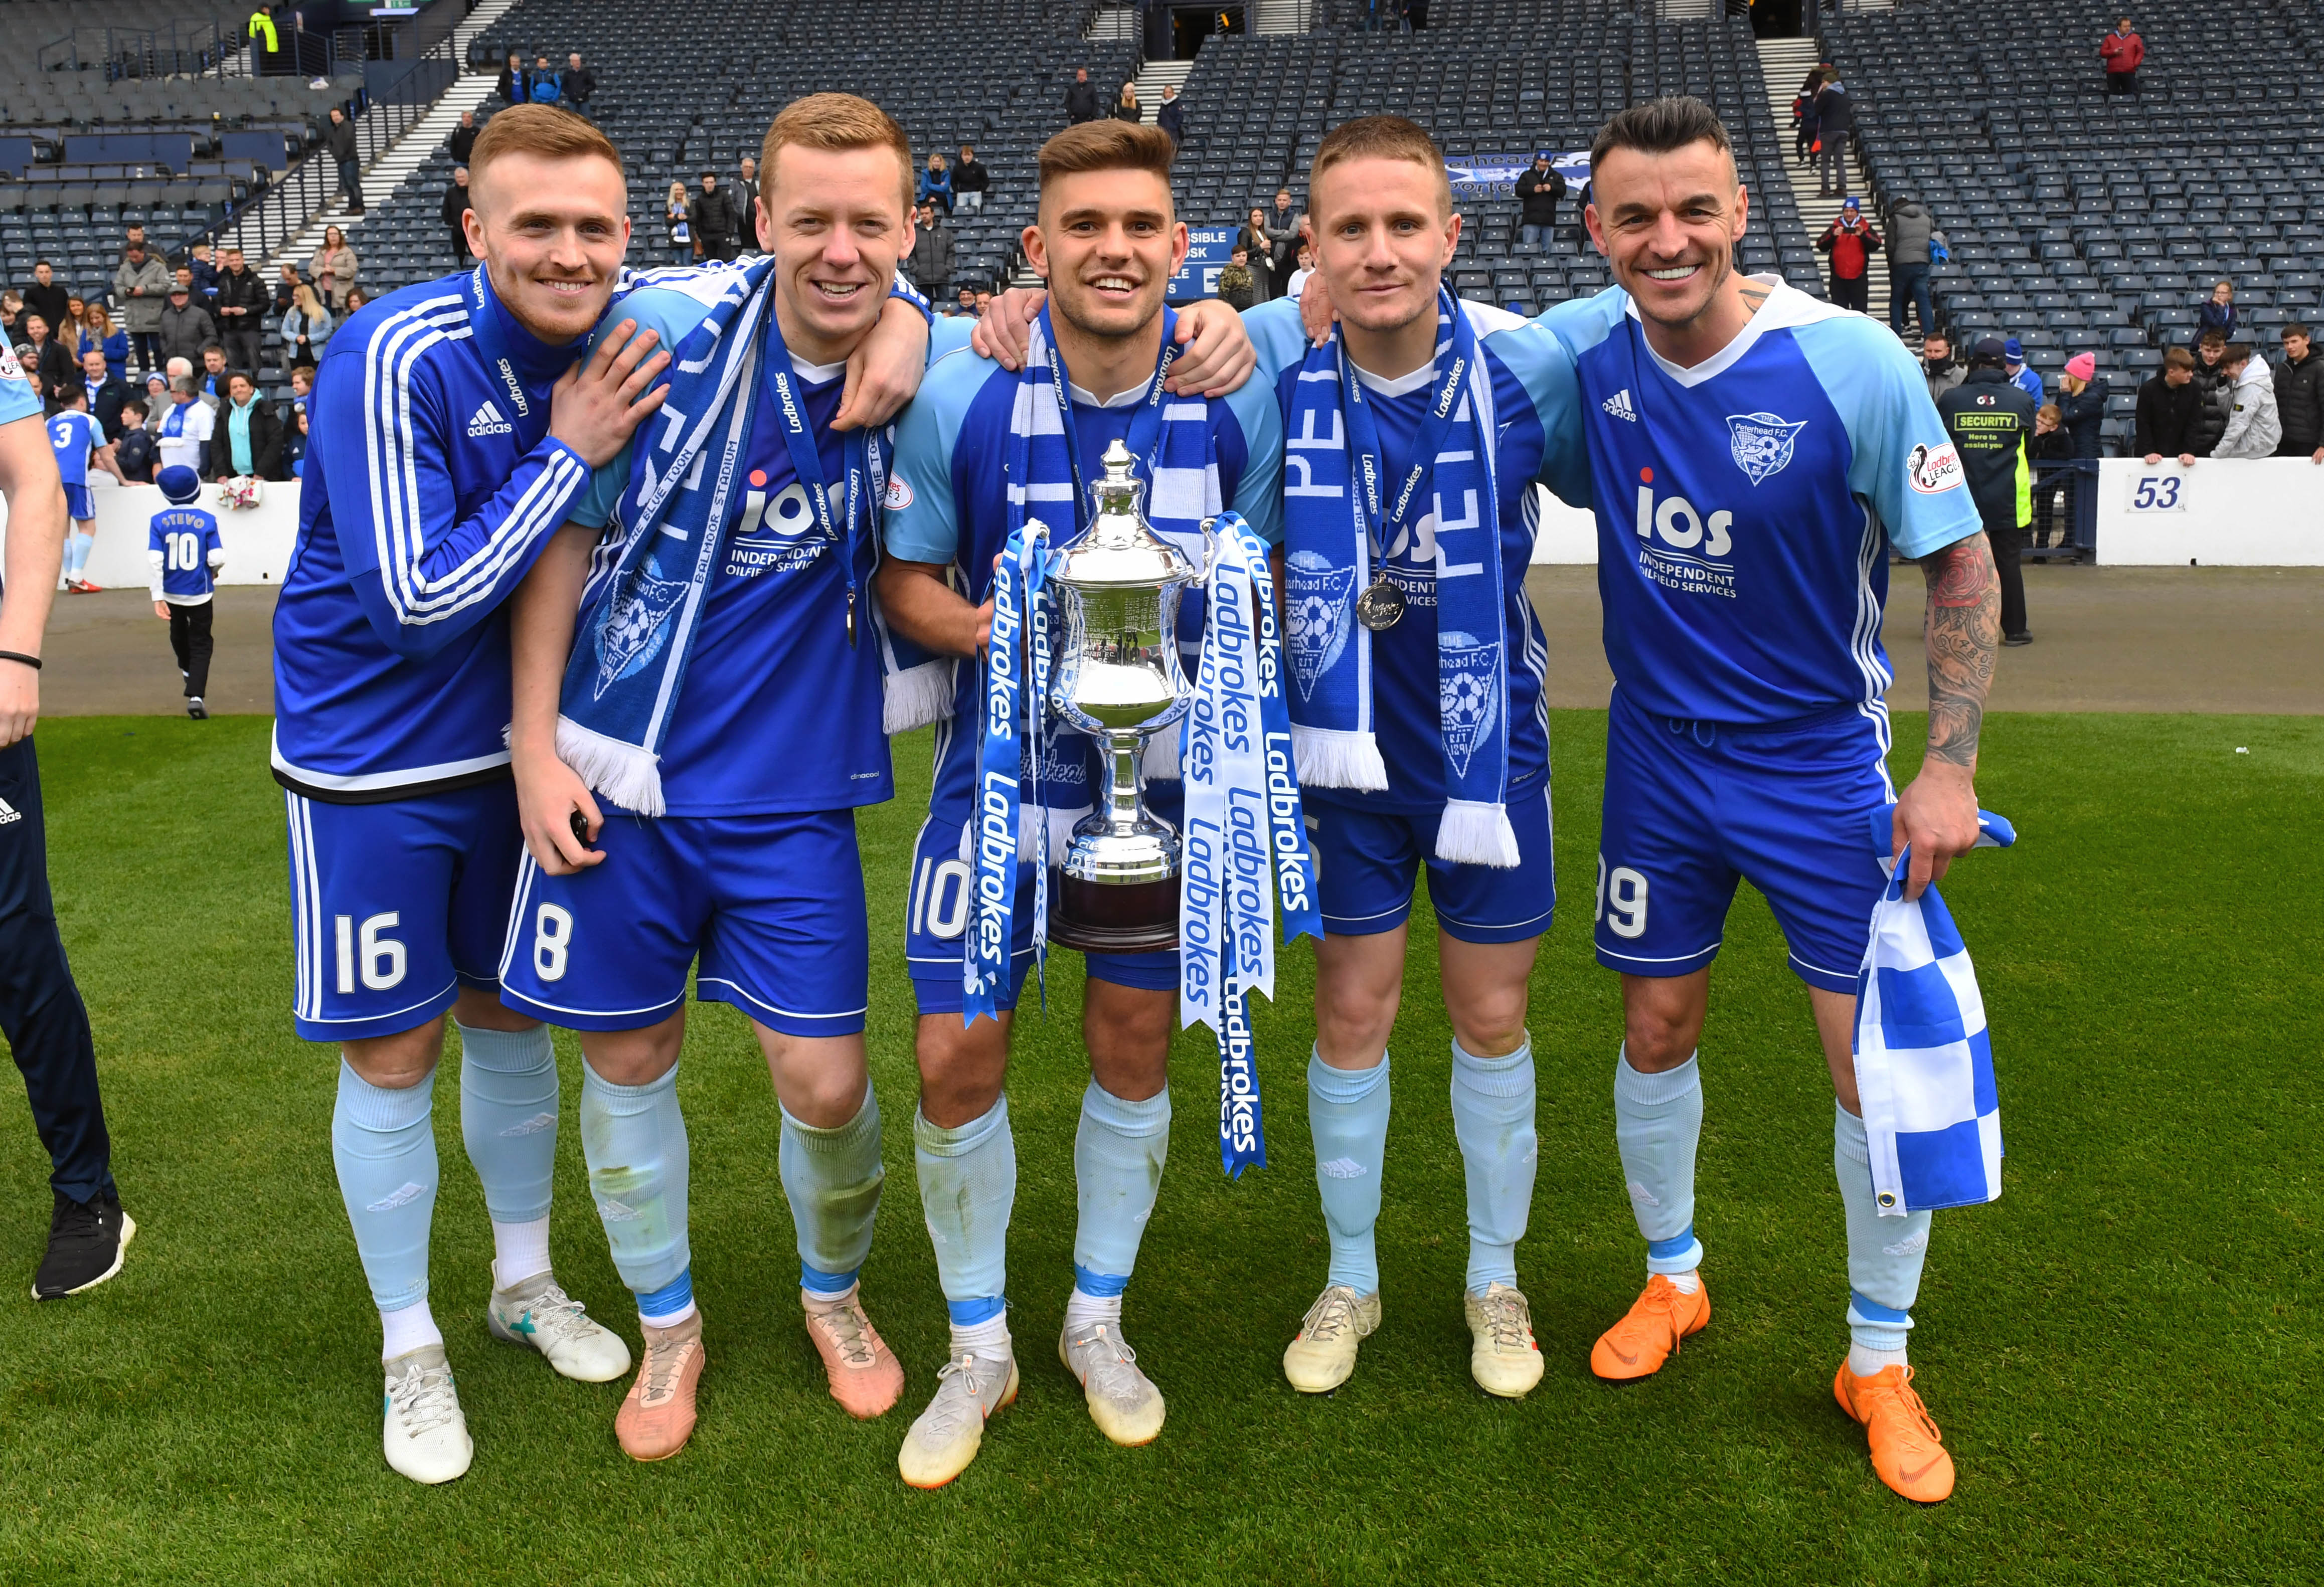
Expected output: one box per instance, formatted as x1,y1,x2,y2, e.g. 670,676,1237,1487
2134,346,2206,467
2057,353,2108,458
324,106,364,218
2004,337,2044,402
2273,323,2323,462
21,264,68,344
736,156,759,229
2213,343,2282,459
497,51,528,106
691,171,743,263
1884,193,1935,338
282,401,308,479
2029,403,2073,547
1815,198,1879,313
973,288,993,317
1156,85,1183,147
21,316,74,395
2099,17,2144,95
289,366,313,407
444,166,474,267
1216,245,1256,311
271,262,302,319
450,110,479,167
2190,330,2233,456
1268,188,1301,295
562,53,595,111
1794,63,1828,163
81,350,132,442
212,371,284,483
189,244,220,306
1114,83,1143,125
280,282,331,371
79,305,126,384
950,286,978,318
1922,331,1963,402
308,227,358,312
667,180,696,265
527,57,561,106
1516,152,1567,248
139,373,170,431
1066,67,1102,126
156,375,215,477
1810,69,1853,199
343,289,368,319
199,344,230,403
0,294,21,345
1286,242,1315,303
115,400,156,484
908,200,954,302
953,144,988,214
918,154,955,216
212,247,266,377
2196,279,2237,344
1236,207,1279,304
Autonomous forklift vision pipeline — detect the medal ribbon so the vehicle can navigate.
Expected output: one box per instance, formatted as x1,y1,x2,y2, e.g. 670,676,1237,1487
964,523,1051,1025
761,311,871,644
1335,283,1475,599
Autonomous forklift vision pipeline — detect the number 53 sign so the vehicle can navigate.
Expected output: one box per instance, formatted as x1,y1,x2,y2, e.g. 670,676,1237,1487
2127,472,2187,511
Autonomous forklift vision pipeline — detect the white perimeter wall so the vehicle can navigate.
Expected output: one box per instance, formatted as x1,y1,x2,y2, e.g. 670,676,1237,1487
0,475,303,589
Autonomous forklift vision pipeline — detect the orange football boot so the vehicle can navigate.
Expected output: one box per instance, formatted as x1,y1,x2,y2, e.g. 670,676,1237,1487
1834,1362,1955,1503
1589,1274,1710,1382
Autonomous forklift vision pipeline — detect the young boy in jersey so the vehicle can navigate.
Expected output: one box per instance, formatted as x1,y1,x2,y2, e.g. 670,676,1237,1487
272,106,675,1486
1547,96,1997,1504
1239,116,1591,1400
872,120,1282,1490
47,389,120,593
146,465,222,718
500,93,948,1464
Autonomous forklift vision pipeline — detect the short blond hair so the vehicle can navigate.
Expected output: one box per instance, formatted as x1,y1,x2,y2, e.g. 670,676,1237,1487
1309,115,1452,220
761,93,914,216
469,104,623,187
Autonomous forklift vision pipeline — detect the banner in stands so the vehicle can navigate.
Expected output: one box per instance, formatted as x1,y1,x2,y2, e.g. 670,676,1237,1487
1172,225,1244,301
1446,150,1591,201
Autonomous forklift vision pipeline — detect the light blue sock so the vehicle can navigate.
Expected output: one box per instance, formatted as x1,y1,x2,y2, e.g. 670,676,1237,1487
1071,1081,1170,1293
915,1094,1016,1315
331,1060,439,1313
457,1023,559,1227
1613,1045,1705,1275
64,531,91,580
1836,1103,1930,1370
1450,1036,1535,1295
1308,1050,1390,1296
780,1080,884,1293
579,1059,691,1302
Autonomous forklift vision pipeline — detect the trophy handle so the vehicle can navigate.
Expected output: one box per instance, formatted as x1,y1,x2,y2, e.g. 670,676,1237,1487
1197,516,1219,581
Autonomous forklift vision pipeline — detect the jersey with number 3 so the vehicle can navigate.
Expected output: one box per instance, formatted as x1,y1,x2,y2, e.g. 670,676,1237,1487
49,409,101,488
1542,277,1981,727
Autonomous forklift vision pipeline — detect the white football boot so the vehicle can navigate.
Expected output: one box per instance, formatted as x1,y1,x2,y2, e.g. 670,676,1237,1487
1282,1283,1382,1393
382,1345,472,1485
897,1350,1019,1490
1464,1282,1544,1398
1059,1320,1166,1446
487,1270,633,1383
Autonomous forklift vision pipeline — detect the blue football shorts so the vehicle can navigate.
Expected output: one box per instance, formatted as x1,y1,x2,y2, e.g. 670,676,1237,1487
1594,688,1895,994
498,807,870,1037
283,780,524,1042
62,484,93,523
1303,781,1557,944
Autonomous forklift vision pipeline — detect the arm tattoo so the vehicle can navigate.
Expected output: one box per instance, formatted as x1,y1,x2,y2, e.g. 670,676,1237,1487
1919,532,1999,769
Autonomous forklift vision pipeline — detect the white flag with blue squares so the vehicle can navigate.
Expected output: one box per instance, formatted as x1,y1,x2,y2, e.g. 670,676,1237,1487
1851,811,2016,1216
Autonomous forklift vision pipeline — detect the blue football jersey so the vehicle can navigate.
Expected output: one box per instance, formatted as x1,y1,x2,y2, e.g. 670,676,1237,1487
1542,278,1982,727
1245,296,1591,812
48,409,100,489
149,506,223,601
882,340,1284,824
271,266,594,801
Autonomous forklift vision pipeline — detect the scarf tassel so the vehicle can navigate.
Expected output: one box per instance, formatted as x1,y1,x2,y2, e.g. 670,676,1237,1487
555,715,668,819
1290,725,1389,792
1435,799,1522,868
882,659,956,735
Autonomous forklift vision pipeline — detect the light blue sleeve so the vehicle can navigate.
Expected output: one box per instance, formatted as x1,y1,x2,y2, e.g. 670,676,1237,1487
1483,318,1593,510
1792,315,1984,561
1222,374,1284,546
564,284,720,531
929,313,976,363
882,348,983,565
0,349,38,428
1242,297,1311,392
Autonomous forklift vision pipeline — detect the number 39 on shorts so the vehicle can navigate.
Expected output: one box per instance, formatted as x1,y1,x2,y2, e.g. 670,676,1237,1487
1594,854,1648,939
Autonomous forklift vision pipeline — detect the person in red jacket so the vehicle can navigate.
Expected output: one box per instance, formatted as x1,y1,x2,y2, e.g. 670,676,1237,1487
2100,18,2144,94
1815,198,1882,314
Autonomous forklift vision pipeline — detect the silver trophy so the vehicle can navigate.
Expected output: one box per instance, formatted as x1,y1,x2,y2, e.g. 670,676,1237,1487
1043,439,1202,953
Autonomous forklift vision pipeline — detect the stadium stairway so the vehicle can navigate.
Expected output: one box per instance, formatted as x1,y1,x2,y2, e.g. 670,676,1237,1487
1131,60,1193,123
1086,4,1136,40
1252,0,1316,32
1759,34,1897,336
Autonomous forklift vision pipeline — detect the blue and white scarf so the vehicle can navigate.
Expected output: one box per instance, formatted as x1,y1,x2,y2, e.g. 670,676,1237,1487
1851,809,2016,1215
1180,513,1323,1176
1280,286,1519,866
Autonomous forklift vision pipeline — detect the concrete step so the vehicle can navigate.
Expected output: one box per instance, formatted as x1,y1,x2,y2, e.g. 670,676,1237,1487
1253,0,1314,33
1131,59,1193,124
1085,5,1137,40
265,72,500,274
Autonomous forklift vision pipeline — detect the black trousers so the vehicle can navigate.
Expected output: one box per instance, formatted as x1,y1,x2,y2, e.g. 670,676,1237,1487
169,600,214,698
220,328,262,378
450,226,470,266
0,737,112,1203
1985,519,2028,638
337,155,364,211
1830,273,1870,312
2106,70,2137,94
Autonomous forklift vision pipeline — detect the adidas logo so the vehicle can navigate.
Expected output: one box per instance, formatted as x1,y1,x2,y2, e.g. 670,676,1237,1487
0,795,19,826
466,400,515,438
1601,388,1638,422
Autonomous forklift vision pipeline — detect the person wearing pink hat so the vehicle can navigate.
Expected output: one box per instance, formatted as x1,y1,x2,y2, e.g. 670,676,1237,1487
2057,352,2106,458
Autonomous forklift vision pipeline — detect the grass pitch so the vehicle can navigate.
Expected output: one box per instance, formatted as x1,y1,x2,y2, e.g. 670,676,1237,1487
0,711,2315,1586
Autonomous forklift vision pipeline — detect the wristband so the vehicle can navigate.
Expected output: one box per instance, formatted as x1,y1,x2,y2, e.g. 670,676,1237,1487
0,650,41,671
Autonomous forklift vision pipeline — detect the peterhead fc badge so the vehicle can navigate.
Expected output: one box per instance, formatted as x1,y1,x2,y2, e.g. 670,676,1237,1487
1726,412,1808,485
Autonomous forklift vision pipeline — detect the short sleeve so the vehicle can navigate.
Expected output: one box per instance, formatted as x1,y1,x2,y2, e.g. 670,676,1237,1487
1793,316,1983,561
1482,318,1592,510
0,347,38,428
882,353,971,566
1221,374,1284,545
566,436,631,531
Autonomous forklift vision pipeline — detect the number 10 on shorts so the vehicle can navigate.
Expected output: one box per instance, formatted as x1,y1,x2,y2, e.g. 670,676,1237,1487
1595,854,1648,940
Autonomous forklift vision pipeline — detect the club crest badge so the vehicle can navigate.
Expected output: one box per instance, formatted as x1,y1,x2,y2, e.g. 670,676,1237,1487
1725,412,1808,485
1283,551,1355,704
1438,633,1502,780
593,556,690,700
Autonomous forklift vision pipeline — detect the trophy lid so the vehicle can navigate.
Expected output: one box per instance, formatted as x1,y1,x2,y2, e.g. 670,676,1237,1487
1046,439,1197,590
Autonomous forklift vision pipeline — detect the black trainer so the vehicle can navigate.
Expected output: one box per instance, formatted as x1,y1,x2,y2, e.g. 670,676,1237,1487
33,1188,135,1301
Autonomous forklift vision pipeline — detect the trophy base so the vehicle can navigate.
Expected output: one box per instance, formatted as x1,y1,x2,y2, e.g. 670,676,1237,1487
1047,871,1181,954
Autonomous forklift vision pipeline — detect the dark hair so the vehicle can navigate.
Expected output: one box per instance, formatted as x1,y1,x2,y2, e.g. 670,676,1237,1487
1590,95,1733,172
32,258,50,271
2199,329,2226,349
122,398,146,417
1967,346,2006,371
2162,346,2195,372
2225,340,2253,364
1038,120,1177,192
2283,321,2311,340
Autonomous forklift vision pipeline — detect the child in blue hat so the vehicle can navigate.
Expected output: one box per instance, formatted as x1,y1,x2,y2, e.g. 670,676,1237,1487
146,466,224,720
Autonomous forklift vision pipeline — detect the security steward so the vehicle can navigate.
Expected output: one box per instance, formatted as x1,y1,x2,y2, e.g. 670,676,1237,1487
1937,336,2038,646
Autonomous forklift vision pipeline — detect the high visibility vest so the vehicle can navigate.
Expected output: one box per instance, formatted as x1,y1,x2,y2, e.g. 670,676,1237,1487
248,11,278,51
